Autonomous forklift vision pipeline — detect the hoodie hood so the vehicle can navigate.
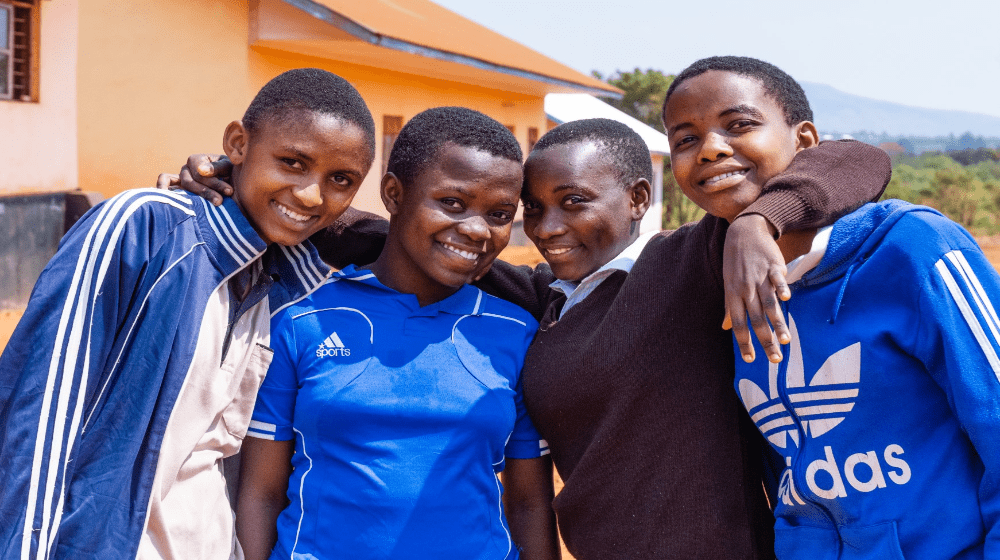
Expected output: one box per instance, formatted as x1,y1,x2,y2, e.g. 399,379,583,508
799,200,946,288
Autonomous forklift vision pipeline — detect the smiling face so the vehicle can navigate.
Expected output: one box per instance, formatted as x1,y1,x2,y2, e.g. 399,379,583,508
663,70,817,222
377,142,522,306
225,110,373,246
522,141,650,281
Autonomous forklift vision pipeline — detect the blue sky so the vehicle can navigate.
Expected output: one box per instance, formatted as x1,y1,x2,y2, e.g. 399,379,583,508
432,0,1000,121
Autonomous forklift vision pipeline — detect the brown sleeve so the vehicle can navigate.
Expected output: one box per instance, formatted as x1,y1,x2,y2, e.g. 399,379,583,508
308,207,388,269
474,259,559,322
739,139,892,236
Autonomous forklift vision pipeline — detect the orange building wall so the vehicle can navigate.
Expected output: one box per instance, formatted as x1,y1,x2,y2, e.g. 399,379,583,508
75,0,547,216
76,0,256,198
0,0,78,195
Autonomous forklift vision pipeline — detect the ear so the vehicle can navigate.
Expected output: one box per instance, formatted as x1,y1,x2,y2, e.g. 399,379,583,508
222,121,250,164
381,173,405,216
628,178,652,221
793,121,820,152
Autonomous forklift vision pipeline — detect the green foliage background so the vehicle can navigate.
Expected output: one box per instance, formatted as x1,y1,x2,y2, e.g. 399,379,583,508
595,69,1000,233
883,149,1000,234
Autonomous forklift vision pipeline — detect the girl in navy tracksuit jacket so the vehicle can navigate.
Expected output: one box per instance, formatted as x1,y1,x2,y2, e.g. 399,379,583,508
736,199,1000,559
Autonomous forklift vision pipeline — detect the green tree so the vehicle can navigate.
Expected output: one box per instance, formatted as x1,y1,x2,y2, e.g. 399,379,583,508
592,68,675,132
924,168,978,228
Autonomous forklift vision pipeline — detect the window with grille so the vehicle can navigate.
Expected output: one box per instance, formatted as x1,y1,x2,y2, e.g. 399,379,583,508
528,127,539,151
0,0,36,102
382,115,404,176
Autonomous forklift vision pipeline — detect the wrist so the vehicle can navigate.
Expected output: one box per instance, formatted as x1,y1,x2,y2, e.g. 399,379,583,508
733,212,778,240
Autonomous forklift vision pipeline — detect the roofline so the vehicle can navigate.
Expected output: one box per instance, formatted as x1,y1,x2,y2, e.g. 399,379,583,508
282,0,623,99
545,111,670,156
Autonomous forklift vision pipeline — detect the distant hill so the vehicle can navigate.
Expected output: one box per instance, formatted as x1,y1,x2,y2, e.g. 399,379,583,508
801,82,1000,138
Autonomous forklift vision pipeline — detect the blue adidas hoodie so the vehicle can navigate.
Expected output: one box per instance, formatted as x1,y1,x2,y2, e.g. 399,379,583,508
735,200,1000,559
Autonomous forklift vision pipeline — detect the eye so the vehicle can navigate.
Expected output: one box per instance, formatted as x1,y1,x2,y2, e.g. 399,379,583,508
672,135,696,150
729,119,758,131
440,197,464,211
489,210,514,224
522,200,541,214
563,195,586,207
281,157,303,170
330,173,352,188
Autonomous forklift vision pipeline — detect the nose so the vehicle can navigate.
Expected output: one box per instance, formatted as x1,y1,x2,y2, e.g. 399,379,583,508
292,181,323,207
530,209,567,240
456,215,490,242
698,132,733,163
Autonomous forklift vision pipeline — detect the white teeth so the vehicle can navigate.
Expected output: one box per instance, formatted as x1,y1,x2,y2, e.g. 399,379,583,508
442,243,479,261
546,247,571,255
276,202,310,223
705,170,746,185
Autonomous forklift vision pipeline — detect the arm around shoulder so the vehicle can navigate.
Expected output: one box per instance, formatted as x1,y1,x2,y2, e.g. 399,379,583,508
741,140,892,235
309,207,388,268
474,259,557,322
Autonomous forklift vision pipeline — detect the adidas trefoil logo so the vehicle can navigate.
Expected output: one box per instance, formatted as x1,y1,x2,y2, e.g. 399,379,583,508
738,315,912,504
316,332,351,357
737,314,860,449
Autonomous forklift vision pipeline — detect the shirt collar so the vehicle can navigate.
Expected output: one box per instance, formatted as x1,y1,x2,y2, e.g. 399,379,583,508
334,264,486,316
549,231,657,299
785,226,832,284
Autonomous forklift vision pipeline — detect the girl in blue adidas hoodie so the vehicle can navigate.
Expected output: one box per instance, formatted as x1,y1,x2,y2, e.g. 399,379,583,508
661,54,1000,560
735,199,1000,559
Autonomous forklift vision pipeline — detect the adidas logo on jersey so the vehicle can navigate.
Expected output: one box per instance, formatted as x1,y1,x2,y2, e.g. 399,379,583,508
316,332,350,357
738,315,860,449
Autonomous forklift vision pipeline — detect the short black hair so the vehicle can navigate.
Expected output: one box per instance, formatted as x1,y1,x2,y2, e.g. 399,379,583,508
529,118,653,188
664,56,813,125
386,107,523,186
243,68,376,162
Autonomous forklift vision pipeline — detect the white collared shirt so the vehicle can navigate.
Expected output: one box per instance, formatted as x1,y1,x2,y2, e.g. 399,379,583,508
784,226,832,283
549,231,658,318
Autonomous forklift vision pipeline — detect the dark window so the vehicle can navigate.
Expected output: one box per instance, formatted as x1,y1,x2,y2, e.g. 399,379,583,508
382,115,403,176
0,0,36,102
528,127,539,151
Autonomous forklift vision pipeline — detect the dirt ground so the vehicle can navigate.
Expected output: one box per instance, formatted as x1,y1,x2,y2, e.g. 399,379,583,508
982,242,1000,270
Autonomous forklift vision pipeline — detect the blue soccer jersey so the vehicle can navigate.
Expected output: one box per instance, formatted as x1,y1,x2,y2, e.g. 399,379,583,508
247,265,545,559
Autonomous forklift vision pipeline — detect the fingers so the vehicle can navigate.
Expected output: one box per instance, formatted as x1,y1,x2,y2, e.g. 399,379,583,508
766,268,791,344
156,173,180,190
178,166,225,206
727,281,786,364
725,294,756,363
185,154,234,199
771,267,791,302
750,284,784,363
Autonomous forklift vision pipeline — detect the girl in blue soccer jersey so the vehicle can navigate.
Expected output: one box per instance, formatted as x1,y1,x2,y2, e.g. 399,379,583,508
234,107,557,560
